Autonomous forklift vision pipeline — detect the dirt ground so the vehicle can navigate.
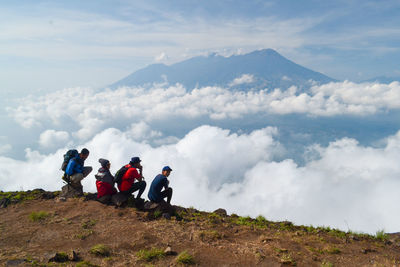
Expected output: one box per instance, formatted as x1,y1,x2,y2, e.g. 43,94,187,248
1,196,400,267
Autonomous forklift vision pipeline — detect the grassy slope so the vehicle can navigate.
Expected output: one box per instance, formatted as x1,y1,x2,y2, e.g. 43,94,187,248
0,190,399,267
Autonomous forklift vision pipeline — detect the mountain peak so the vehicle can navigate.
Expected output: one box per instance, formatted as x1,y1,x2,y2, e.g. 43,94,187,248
110,49,336,90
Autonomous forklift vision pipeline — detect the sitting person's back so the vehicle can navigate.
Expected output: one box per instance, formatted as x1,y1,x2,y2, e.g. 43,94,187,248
148,166,173,204
95,158,117,204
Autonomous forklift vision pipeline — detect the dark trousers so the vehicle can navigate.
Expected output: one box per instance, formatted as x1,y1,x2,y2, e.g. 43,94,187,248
158,187,173,204
122,180,146,199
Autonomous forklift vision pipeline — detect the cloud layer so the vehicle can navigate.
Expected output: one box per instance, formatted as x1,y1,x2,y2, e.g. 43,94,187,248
8,81,400,143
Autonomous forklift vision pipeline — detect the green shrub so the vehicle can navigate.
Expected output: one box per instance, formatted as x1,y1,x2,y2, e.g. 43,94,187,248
82,219,97,229
198,230,222,241
153,210,162,218
76,261,99,267
176,251,195,265
326,247,341,254
29,211,50,222
136,248,165,262
89,244,111,257
321,261,334,267
375,230,388,242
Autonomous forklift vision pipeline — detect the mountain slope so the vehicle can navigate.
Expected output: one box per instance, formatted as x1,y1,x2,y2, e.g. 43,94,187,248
110,49,336,91
1,190,400,266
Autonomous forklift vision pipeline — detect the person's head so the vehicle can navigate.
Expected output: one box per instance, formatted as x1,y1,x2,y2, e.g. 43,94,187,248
80,148,90,160
129,157,142,168
98,158,110,169
162,166,172,177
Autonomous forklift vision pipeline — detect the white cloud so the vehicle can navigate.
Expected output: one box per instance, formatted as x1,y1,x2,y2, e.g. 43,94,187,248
8,81,400,143
155,52,168,62
39,129,70,149
0,125,399,234
229,74,255,86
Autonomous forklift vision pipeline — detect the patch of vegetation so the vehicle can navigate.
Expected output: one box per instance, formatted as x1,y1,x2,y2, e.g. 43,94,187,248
0,190,58,204
326,247,341,254
82,219,97,229
29,211,50,222
278,221,295,231
176,251,195,265
234,216,253,226
208,213,223,224
76,261,99,267
321,261,334,267
153,210,162,218
136,248,166,262
306,246,324,255
89,244,111,257
198,230,222,241
375,230,388,242
280,253,296,266
75,229,94,240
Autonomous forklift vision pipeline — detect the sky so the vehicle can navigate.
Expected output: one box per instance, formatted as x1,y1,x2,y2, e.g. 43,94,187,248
1,0,400,93
1,0,400,234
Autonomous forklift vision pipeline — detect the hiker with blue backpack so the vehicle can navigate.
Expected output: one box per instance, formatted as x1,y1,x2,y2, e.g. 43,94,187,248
63,148,93,190
115,157,147,201
148,166,173,204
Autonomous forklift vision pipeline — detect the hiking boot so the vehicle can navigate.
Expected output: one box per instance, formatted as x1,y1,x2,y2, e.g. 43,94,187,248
61,174,70,184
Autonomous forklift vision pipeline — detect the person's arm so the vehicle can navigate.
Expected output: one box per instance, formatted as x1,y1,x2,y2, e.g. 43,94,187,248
163,178,169,190
138,165,144,180
65,159,75,175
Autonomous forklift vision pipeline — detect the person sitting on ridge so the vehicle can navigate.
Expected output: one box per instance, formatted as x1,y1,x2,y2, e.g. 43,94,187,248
117,157,146,201
65,148,92,190
95,158,117,204
148,166,173,204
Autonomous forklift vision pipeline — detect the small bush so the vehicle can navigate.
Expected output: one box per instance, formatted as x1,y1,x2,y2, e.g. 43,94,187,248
235,216,253,226
153,210,162,218
198,230,222,241
90,244,111,257
82,219,96,229
137,248,165,262
29,211,50,222
176,251,195,265
208,213,222,224
76,261,99,267
326,247,341,254
321,261,334,267
375,230,388,242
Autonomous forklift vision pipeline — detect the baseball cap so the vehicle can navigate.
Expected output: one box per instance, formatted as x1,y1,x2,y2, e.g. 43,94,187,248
162,166,172,172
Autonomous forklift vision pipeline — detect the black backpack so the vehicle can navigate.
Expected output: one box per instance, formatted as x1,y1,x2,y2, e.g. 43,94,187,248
61,149,79,171
114,165,130,185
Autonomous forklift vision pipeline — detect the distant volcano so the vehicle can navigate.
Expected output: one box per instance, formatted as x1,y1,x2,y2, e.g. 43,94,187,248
110,49,336,91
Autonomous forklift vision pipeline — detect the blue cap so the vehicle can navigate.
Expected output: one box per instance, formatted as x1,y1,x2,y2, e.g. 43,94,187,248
130,157,141,164
162,166,172,172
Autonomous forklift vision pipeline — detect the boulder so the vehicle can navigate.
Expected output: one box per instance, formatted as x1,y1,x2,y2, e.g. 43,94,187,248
213,208,227,216
48,252,69,263
111,192,129,207
0,198,11,208
59,184,83,199
143,201,176,215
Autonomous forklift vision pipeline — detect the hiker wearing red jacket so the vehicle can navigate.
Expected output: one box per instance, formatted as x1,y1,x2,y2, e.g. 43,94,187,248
95,158,117,204
118,157,147,200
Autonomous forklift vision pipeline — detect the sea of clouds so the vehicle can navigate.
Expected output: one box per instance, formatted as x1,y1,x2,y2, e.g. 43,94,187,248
1,81,400,234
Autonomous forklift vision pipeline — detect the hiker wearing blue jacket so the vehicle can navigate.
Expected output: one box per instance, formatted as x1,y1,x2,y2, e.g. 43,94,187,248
148,166,173,204
65,148,92,188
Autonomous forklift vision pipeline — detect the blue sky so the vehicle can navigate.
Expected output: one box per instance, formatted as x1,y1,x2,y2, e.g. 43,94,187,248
1,0,400,93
